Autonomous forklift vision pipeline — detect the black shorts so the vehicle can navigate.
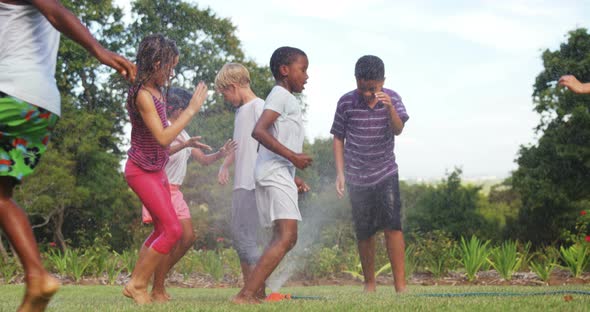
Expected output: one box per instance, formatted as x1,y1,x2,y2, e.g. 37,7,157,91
347,173,402,241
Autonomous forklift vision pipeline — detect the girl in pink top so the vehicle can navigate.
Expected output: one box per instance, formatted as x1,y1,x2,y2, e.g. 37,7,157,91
123,34,208,305
141,87,236,302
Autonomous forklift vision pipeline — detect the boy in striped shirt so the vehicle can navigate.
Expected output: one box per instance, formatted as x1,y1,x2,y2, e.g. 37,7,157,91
330,55,409,293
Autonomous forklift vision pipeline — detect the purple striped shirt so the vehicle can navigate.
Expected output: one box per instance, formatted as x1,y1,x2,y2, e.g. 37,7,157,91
126,86,169,171
330,88,409,186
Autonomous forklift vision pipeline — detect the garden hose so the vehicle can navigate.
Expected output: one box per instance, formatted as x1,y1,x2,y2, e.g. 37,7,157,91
415,290,590,297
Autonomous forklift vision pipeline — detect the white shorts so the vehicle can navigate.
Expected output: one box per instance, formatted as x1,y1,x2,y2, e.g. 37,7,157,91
255,167,301,228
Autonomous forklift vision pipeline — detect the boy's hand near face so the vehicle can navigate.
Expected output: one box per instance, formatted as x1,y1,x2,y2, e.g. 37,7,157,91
375,91,392,107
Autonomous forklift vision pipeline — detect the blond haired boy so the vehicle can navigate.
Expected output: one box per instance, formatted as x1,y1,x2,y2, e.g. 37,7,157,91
216,63,266,297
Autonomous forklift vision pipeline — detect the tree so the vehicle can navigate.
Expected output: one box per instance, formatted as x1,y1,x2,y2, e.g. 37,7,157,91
405,168,495,240
510,28,590,245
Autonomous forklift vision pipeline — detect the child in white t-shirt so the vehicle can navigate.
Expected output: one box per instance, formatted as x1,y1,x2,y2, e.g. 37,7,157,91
215,63,266,298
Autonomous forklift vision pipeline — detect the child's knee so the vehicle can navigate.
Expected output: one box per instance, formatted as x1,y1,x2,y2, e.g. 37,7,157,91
183,230,196,247
164,222,183,246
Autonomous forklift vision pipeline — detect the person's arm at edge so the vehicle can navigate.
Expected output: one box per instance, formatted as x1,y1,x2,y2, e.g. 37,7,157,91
559,75,590,94
31,0,136,81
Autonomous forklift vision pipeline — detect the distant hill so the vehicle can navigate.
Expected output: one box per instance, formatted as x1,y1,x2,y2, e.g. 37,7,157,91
401,176,505,195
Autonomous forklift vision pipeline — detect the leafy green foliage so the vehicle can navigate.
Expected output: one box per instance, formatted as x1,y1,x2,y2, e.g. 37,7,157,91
529,249,557,283
405,169,497,241
510,28,590,245
459,236,491,281
0,257,19,284
559,243,590,278
201,250,224,282
410,230,458,278
488,240,524,280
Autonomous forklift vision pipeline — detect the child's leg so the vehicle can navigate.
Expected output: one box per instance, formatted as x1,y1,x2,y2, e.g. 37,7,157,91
0,177,60,312
233,219,297,304
151,218,195,301
124,165,182,304
384,230,406,292
231,189,264,297
381,173,405,292
347,181,379,292
357,235,377,292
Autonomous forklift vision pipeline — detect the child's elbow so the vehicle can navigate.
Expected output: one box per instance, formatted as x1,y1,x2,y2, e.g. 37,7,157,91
155,137,171,148
251,128,262,142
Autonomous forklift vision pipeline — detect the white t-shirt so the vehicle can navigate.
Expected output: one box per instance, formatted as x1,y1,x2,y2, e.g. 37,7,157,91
254,86,305,182
233,97,264,190
165,129,192,185
0,2,61,115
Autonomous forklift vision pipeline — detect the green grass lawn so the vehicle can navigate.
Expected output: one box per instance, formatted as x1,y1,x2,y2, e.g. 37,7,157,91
1,285,589,311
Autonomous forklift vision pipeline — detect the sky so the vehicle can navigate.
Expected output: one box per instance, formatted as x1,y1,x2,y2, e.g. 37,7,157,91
116,0,590,180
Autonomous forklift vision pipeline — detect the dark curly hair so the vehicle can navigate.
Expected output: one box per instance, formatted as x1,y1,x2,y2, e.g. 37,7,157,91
165,87,192,116
130,34,179,107
269,46,307,80
355,55,385,81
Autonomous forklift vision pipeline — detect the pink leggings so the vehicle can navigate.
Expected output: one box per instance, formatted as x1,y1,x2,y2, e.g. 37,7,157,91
125,160,182,254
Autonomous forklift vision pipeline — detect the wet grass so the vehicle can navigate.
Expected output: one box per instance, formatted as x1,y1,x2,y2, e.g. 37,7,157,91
0,284,589,311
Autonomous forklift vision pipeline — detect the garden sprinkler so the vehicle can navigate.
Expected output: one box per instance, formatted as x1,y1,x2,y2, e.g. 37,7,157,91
265,292,326,302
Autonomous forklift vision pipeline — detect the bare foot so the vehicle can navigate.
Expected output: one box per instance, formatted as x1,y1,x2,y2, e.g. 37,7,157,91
123,282,151,305
232,294,262,304
255,288,267,300
150,291,170,303
18,274,60,312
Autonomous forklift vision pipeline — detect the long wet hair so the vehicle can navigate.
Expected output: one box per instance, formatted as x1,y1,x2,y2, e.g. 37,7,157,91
130,34,179,107
269,46,307,80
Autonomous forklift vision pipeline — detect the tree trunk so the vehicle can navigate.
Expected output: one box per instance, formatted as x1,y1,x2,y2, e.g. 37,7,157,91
54,205,67,251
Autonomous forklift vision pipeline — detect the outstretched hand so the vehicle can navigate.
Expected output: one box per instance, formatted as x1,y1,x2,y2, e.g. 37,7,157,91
219,139,237,157
185,136,212,151
188,82,208,114
96,48,136,82
558,75,590,94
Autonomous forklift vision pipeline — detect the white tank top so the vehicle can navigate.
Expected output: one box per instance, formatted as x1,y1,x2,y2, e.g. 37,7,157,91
0,2,61,115
165,129,192,185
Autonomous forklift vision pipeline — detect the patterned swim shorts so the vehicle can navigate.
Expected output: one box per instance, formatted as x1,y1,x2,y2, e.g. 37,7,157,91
347,173,403,241
0,93,59,181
